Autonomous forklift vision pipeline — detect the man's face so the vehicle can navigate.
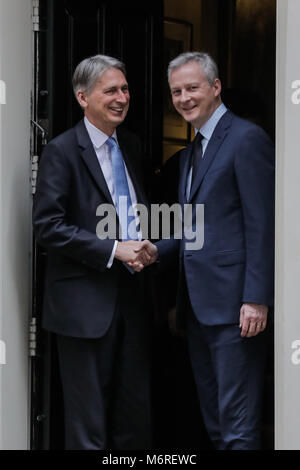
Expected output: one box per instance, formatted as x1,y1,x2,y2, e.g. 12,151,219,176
77,67,130,134
169,61,221,129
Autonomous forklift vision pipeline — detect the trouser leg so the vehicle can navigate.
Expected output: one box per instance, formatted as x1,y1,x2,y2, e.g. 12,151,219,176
109,273,152,450
56,272,152,450
211,323,267,450
187,311,223,449
56,332,116,450
187,310,267,450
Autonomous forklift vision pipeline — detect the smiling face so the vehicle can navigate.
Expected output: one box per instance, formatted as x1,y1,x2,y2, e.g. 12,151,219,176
77,67,130,135
169,61,222,129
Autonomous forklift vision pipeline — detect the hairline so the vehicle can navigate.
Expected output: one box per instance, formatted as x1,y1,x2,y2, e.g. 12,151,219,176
168,52,218,86
72,55,126,98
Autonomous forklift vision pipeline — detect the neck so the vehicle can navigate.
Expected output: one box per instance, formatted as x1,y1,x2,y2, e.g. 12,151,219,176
195,99,222,130
84,114,116,136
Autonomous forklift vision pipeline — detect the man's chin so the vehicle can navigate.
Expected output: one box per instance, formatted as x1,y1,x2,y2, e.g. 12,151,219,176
181,112,197,125
108,116,126,127
184,116,197,127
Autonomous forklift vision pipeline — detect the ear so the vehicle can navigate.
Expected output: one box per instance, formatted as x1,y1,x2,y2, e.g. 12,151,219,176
76,90,88,109
213,78,222,98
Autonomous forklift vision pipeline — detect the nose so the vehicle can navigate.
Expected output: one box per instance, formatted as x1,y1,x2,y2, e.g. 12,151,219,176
179,89,191,103
116,89,129,103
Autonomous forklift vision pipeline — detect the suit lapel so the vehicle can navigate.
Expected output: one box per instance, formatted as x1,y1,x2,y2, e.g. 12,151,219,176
76,120,149,239
76,120,113,204
189,110,233,202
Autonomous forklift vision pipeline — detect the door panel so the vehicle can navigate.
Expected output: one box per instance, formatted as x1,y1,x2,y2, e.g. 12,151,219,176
48,0,163,167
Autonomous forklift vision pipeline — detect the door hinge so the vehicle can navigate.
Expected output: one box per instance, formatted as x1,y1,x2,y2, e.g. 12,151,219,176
30,120,48,195
31,154,39,195
32,0,40,32
29,317,37,357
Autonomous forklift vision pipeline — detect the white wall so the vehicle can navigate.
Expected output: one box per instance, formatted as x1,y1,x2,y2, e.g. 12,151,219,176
275,0,300,450
0,0,32,449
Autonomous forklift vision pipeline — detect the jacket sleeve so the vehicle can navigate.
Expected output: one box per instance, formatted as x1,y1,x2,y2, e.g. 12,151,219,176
156,237,180,272
32,140,115,272
234,126,275,306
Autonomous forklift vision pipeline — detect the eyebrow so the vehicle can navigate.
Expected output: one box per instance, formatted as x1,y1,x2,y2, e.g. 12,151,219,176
171,82,199,90
103,83,129,91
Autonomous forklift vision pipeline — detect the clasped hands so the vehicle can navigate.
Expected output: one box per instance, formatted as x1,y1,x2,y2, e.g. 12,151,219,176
115,240,158,272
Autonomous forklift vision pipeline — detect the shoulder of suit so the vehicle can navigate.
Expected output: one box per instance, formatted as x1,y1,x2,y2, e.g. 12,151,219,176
46,125,77,149
229,111,260,130
229,111,272,141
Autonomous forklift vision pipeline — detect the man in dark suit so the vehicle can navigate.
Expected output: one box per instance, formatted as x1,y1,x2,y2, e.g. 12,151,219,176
145,52,275,450
33,54,153,450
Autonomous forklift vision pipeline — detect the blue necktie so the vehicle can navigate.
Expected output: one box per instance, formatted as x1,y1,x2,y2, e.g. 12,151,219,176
107,137,139,240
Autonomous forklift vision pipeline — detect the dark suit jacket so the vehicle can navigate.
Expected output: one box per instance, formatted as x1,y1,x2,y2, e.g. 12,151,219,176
33,119,148,338
157,110,275,326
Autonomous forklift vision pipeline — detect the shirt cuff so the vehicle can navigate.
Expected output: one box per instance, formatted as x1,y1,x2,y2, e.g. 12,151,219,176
107,240,118,268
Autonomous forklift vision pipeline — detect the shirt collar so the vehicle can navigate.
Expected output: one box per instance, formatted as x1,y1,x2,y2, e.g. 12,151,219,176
84,116,118,149
195,102,227,141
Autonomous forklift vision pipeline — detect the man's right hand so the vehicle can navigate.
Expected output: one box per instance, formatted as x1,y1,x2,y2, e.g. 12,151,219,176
115,240,158,272
131,240,158,271
115,240,157,272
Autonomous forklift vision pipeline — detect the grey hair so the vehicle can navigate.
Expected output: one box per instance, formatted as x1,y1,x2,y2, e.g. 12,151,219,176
72,54,126,96
168,52,218,85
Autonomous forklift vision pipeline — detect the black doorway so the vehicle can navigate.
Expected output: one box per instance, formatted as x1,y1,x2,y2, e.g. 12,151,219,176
31,0,275,450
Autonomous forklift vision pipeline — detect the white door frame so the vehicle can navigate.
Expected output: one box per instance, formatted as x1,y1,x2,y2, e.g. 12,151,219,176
275,0,300,451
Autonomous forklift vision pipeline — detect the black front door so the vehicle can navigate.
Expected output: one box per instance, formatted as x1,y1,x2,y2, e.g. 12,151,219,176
31,0,164,449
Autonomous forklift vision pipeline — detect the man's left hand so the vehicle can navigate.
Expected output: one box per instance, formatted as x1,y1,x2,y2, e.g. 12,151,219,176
239,303,268,337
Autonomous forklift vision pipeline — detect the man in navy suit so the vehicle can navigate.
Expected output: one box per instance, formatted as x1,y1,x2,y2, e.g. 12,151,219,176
145,52,274,450
33,55,153,450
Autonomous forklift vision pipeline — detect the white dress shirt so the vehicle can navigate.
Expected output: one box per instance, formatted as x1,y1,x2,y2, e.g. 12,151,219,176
186,103,227,199
84,117,140,268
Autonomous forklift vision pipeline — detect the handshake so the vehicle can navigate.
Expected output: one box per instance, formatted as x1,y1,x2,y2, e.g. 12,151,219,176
115,240,158,272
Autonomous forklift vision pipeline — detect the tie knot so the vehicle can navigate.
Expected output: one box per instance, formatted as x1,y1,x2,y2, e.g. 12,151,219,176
192,132,204,154
107,136,118,149
194,132,204,143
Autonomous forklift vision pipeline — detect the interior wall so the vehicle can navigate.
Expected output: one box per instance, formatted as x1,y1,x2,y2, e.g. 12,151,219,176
164,0,202,51
163,0,202,162
0,0,32,449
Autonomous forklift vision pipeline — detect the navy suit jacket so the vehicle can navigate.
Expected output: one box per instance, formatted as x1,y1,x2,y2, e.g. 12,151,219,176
33,119,148,338
157,110,275,326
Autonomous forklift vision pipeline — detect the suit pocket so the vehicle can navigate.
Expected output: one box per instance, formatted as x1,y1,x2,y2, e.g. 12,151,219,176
217,249,245,266
47,262,90,281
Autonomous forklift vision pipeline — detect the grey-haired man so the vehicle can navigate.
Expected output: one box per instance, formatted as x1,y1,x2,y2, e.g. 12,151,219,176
33,54,152,450
143,52,274,450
